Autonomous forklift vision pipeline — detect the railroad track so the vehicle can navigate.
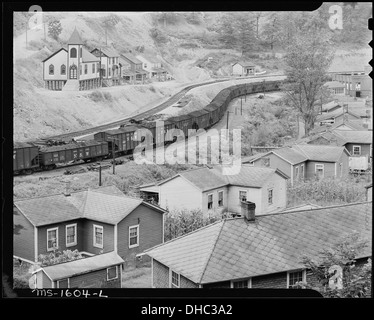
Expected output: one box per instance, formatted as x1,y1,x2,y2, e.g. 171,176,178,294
31,73,284,144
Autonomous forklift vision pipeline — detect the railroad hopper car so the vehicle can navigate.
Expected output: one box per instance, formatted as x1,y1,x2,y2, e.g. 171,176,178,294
189,109,210,130
13,142,40,175
38,140,109,170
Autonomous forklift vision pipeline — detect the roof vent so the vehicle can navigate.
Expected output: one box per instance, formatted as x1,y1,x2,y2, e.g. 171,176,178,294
241,200,256,222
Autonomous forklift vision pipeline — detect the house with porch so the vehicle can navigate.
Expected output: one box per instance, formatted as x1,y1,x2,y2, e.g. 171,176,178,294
42,28,100,91
91,47,121,86
120,52,148,84
13,185,166,265
136,53,169,81
248,144,350,184
232,61,255,76
324,81,346,95
144,201,372,288
139,165,289,216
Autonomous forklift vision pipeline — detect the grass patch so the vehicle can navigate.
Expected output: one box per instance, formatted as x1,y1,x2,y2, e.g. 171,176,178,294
122,265,152,288
13,259,32,289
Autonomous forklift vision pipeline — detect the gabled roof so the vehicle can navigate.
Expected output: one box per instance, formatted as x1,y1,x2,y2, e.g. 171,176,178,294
270,147,308,165
306,131,347,146
316,109,361,122
157,165,289,192
67,28,84,45
82,48,100,62
121,52,142,64
293,144,349,162
36,251,124,281
331,120,367,131
145,202,372,284
332,130,373,145
136,53,161,64
92,47,119,58
42,48,67,63
233,61,255,67
324,81,345,89
14,185,165,227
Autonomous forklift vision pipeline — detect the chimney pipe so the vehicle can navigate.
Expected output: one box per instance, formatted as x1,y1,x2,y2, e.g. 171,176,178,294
241,200,256,222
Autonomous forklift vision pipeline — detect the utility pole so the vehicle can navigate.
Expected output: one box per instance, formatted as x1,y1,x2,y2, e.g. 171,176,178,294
99,165,102,186
107,136,119,174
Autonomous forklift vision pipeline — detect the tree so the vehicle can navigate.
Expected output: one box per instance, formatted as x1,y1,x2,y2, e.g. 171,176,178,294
38,249,83,266
262,13,281,50
47,19,62,40
235,13,256,56
252,12,263,39
282,30,334,136
102,14,120,45
295,232,371,298
216,14,237,48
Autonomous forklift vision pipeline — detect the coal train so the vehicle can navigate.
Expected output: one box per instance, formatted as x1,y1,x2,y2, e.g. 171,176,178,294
13,80,282,175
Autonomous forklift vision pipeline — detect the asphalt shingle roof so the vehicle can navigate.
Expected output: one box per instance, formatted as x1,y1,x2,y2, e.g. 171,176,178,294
272,147,308,165
145,202,372,284
14,186,146,226
293,144,347,162
332,130,373,144
39,251,124,281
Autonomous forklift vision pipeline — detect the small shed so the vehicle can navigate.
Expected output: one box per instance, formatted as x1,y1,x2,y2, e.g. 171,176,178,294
232,62,255,76
31,251,124,289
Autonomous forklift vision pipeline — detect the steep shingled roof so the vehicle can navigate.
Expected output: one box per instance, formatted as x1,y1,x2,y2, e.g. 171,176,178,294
145,202,372,284
67,28,84,45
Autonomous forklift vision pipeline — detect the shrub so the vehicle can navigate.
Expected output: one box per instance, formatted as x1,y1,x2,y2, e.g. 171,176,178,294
89,90,103,102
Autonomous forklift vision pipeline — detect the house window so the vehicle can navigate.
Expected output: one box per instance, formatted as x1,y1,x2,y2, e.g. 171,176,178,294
129,225,139,248
107,266,118,281
47,227,58,251
93,225,103,248
171,270,180,288
66,223,77,247
353,145,361,156
315,164,324,179
339,163,343,177
60,64,66,75
295,166,299,180
232,279,251,288
70,48,77,58
300,164,304,179
92,63,95,73
239,190,247,202
84,64,88,74
49,64,54,75
268,188,273,205
287,270,306,288
57,278,69,288
218,191,223,207
207,194,213,209
144,63,147,68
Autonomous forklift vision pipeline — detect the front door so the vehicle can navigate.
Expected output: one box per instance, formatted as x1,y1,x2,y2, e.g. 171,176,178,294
69,65,77,79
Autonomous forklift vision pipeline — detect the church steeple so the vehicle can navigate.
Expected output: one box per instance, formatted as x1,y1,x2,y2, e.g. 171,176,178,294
67,27,84,45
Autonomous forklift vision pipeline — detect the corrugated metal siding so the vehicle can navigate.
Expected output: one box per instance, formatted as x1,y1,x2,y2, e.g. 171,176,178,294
117,204,163,260
37,220,84,257
13,207,35,262
82,220,115,255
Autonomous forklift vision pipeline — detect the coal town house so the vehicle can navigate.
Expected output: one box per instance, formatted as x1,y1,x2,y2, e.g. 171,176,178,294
143,201,372,288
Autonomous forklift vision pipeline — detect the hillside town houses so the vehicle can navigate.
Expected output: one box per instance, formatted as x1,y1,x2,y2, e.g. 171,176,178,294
42,28,172,90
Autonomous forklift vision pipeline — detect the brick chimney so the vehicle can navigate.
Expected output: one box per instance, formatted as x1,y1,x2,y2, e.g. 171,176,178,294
241,201,256,222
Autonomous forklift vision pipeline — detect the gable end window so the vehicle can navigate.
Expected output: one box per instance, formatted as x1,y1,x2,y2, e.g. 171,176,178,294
93,224,103,248
66,223,77,247
353,145,361,156
47,227,58,251
129,225,139,248
171,270,180,288
49,64,54,75
107,266,118,281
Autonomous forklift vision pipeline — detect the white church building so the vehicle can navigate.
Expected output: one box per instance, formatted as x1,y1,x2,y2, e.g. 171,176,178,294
42,28,101,91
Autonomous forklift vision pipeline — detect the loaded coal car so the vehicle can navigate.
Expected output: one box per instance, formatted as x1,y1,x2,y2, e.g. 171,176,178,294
13,142,40,175
139,119,176,147
38,140,109,170
203,104,221,127
167,114,193,138
189,109,210,130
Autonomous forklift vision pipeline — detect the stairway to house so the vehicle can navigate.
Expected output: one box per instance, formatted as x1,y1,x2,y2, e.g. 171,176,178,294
62,80,80,91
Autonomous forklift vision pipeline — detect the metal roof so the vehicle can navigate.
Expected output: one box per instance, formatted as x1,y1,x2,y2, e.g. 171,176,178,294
145,202,372,284
38,251,124,281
